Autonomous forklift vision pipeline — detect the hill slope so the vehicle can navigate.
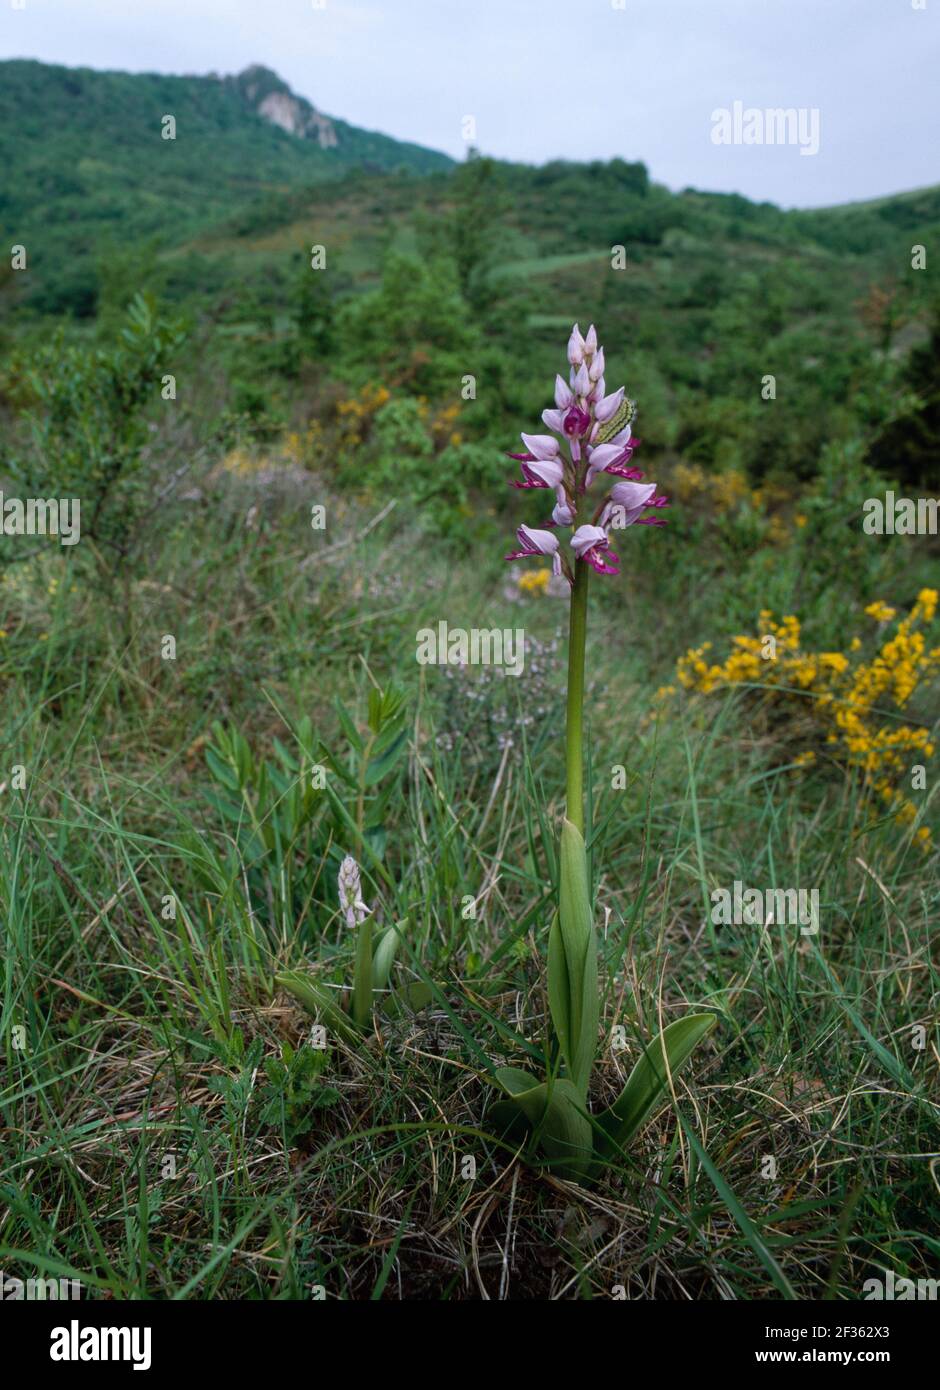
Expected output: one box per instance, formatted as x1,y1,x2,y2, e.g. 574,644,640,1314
0,58,452,314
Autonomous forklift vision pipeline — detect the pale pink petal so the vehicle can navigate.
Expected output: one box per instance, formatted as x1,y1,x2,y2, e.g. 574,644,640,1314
594,387,624,423
554,374,574,409
521,432,560,460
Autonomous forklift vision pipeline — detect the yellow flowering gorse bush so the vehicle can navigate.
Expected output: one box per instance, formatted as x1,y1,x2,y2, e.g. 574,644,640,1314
336,382,392,446
674,590,940,849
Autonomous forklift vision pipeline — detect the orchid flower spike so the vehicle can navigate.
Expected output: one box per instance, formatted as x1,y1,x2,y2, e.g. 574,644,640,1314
505,325,668,584
338,854,371,931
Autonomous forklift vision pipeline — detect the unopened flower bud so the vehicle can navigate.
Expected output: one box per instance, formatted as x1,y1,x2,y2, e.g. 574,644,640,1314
338,854,370,930
554,374,574,409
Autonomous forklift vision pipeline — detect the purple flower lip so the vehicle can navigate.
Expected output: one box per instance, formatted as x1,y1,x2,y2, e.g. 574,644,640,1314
571,523,620,575
636,493,670,525
563,406,591,438
586,547,620,573
604,461,644,480
580,541,620,575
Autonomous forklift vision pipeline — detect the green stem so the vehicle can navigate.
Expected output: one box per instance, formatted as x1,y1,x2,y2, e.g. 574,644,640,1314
352,916,373,1030
565,559,589,833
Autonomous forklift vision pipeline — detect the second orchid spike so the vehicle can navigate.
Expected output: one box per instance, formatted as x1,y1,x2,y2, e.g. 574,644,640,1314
338,854,370,931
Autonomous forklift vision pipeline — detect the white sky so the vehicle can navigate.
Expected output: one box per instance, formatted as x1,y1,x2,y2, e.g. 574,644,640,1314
1,0,937,207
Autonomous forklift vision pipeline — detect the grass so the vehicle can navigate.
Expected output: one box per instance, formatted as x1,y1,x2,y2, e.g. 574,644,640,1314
1,456,937,1301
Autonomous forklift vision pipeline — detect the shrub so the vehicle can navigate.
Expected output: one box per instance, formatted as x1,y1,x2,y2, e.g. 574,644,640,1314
674,590,940,849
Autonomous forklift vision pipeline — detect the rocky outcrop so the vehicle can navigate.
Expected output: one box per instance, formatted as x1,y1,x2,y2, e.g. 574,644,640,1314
234,65,338,149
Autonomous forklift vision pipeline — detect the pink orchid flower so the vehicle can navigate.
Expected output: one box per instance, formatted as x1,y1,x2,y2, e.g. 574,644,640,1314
505,324,668,584
571,524,620,576
505,524,564,578
599,479,667,528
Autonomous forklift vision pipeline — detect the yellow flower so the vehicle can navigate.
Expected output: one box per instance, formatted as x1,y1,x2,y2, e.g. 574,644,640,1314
518,568,550,594
673,595,939,846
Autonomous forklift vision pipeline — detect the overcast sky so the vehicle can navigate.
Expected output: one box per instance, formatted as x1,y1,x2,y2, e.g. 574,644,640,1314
2,0,937,207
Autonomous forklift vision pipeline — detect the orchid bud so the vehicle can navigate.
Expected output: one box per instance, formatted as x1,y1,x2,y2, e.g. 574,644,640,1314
584,324,598,356
573,363,590,397
567,323,585,366
588,347,605,382
338,854,370,930
554,374,574,409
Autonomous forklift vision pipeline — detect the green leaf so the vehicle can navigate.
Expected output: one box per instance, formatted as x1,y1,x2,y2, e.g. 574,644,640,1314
678,1113,796,1299
381,980,438,1019
371,923,402,990
367,687,382,734
205,746,241,793
494,1065,541,1101
546,912,570,1070
399,981,434,1012
488,1098,531,1144
549,819,598,1098
493,1067,593,1180
596,1013,717,1154
810,941,917,1091
334,699,363,753
363,730,408,786
274,972,360,1043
